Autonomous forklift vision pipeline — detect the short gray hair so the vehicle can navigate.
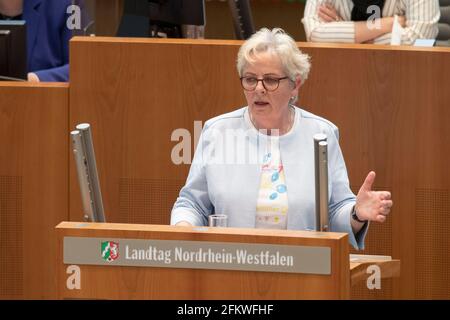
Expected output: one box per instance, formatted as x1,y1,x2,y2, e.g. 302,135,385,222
237,28,311,85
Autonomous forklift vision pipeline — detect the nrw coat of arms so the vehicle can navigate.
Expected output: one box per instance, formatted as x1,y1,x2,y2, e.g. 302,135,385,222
101,241,119,262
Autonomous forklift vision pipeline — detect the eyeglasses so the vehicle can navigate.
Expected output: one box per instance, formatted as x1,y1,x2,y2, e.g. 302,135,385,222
240,76,289,92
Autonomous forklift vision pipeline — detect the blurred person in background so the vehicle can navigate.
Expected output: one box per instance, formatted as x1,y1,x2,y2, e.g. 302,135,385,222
302,0,440,45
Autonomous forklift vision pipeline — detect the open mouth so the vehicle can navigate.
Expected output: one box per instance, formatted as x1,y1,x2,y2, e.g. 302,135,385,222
254,101,269,107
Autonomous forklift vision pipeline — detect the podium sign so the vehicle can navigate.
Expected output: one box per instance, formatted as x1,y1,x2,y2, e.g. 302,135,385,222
64,236,331,274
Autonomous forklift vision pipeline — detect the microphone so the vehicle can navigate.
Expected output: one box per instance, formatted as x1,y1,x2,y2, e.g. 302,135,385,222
314,134,329,232
71,123,106,223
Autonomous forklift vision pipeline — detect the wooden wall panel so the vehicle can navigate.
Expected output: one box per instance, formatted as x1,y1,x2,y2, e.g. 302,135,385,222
0,83,69,299
204,0,306,40
94,0,124,36
299,44,450,299
70,37,450,299
69,38,245,226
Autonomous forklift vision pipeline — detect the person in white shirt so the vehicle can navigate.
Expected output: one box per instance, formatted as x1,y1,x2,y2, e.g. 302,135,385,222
302,0,440,45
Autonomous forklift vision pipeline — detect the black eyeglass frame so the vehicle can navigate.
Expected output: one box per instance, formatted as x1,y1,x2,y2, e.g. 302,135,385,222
240,76,290,92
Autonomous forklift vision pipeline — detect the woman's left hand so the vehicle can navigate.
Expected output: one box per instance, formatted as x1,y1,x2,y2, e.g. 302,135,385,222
355,171,393,223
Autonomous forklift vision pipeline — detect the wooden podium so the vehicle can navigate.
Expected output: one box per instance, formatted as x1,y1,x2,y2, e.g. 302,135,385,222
56,222,399,300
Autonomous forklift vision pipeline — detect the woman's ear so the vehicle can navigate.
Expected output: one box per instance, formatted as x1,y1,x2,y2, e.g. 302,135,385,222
295,76,302,90
291,76,302,96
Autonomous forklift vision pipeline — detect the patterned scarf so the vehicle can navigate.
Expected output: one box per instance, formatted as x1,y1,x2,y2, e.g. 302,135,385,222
351,0,386,21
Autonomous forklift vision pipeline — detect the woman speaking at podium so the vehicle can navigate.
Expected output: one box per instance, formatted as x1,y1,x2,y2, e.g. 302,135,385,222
170,28,393,250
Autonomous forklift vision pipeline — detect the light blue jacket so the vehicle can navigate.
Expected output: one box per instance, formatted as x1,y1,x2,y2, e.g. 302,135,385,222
171,106,368,250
